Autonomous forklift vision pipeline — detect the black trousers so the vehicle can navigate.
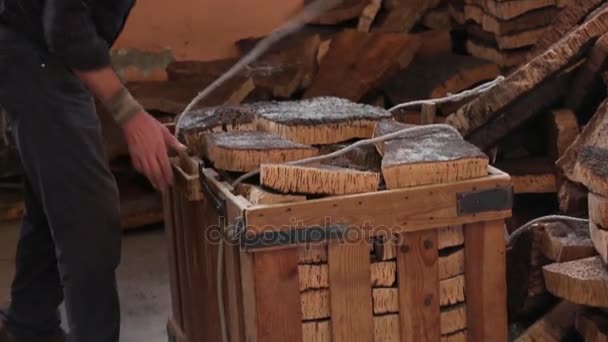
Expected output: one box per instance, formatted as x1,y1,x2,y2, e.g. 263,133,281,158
0,25,122,342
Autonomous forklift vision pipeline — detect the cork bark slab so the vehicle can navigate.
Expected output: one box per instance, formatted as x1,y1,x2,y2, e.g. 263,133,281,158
590,221,608,265
178,105,258,136
495,157,557,194
558,180,589,216
465,39,529,67
539,221,595,262
303,30,421,102
260,163,381,196
203,131,318,172
464,0,557,20
448,7,608,136
545,109,580,161
236,183,306,205
373,0,439,33
590,192,608,229
464,5,558,35
573,146,608,198
576,309,608,342
380,126,489,189
383,52,500,111
558,100,608,181
514,301,579,342
466,22,548,49
305,0,369,25
530,0,606,57
543,256,608,307
255,96,392,145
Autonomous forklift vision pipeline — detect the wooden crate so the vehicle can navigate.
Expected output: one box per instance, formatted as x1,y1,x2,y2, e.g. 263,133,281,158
164,156,513,342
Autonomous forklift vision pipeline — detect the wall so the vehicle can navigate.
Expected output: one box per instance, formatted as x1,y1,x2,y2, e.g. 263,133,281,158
114,0,304,62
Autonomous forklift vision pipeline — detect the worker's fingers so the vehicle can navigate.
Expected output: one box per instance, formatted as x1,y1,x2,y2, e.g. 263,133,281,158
162,127,188,153
141,157,160,191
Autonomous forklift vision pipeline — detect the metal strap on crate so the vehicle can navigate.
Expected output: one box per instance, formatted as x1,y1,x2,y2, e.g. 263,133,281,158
456,185,513,216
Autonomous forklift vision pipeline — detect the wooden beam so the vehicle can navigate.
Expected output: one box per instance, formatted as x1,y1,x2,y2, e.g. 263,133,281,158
448,7,608,136
465,220,509,342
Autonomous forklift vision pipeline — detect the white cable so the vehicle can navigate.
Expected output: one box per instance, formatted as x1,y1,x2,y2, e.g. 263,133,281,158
174,0,342,139
388,75,505,112
507,215,589,245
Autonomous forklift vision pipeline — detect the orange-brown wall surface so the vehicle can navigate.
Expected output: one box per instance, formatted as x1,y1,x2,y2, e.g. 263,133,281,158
114,0,304,62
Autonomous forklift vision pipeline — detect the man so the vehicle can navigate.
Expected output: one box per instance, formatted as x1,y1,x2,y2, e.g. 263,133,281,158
0,0,186,341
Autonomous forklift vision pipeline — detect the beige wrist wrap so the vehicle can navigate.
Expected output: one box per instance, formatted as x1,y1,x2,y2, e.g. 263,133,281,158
103,87,143,126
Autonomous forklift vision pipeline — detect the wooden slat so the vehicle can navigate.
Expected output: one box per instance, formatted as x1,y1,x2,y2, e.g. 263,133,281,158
465,220,508,342
244,171,512,235
252,249,303,342
397,230,441,341
328,240,374,342
163,189,182,330
172,192,191,337
225,202,246,342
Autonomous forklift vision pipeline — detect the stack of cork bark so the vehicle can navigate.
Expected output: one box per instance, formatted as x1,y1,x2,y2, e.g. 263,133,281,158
457,0,570,67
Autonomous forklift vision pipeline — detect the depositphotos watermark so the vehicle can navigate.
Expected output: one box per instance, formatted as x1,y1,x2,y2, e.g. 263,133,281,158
202,216,409,248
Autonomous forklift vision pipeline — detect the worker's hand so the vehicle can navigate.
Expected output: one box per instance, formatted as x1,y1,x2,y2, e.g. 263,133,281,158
122,111,187,192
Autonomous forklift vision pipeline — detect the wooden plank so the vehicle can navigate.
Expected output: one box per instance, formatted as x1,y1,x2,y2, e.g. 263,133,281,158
244,170,512,235
224,201,247,342
163,189,183,330
530,0,606,56
514,301,579,342
328,240,374,342
397,230,441,341
543,256,608,306
252,249,303,342
465,220,508,342
447,7,608,137
464,4,558,35
303,29,421,102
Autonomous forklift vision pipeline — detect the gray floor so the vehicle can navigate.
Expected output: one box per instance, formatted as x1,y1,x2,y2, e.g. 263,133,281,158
0,221,170,342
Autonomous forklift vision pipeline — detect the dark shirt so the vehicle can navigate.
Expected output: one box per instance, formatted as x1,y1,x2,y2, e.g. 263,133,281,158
0,0,135,70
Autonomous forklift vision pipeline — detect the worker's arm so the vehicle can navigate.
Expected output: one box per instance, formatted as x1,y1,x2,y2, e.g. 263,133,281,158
42,0,185,192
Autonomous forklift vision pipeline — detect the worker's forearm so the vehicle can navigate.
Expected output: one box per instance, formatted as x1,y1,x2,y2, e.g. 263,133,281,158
73,67,143,125
73,67,123,102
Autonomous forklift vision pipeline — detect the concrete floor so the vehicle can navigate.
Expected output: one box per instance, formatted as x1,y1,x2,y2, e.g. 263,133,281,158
0,222,170,342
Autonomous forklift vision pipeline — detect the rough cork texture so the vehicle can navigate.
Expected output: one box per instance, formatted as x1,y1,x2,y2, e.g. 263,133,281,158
447,7,608,136
514,301,579,342
179,105,258,135
558,100,608,180
573,146,608,198
203,131,318,172
372,120,414,155
464,5,558,35
530,0,606,57
260,163,381,195
466,22,548,50
235,183,306,205
255,97,392,145
576,309,608,341
464,39,530,67
381,126,489,189
589,192,608,229
464,0,558,20
539,221,595,262
590,222,608,265
543,256,608,306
